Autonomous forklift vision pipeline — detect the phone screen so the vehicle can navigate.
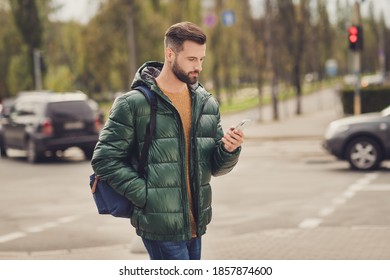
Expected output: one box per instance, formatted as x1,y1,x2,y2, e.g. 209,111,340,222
235,119,251,131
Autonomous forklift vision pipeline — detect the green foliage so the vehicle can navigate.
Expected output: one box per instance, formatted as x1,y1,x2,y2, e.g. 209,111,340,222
0,6,24,98
45,65,74,91
1,0,390,119
10,0,42,49
7,52,33,94
9,0,43,89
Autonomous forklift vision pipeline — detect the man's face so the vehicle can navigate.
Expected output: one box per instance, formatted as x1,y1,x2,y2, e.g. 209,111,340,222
170,41,206,85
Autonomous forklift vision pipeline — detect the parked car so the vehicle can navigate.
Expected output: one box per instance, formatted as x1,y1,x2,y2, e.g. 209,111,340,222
323,105,390,170
0,98,15,118
0,98,15,155
0,92,102,163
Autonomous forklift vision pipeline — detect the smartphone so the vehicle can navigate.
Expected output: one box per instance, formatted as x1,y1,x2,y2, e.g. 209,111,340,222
235,119,251,131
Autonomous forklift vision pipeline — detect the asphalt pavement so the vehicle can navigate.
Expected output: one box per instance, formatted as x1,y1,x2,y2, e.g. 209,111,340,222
4,87,390,260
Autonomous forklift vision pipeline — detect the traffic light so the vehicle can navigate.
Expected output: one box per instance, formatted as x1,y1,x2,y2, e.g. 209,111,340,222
348,25,363,51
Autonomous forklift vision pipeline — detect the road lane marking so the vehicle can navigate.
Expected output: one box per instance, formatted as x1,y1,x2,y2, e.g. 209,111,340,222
362,184,390,191
298,218,322,229
298,173,379,230
57,215,79,223
0,232,26,243
348,183,365,192
342,189,356,199
332,197,347,205
0,215,80,244
318,207,335,217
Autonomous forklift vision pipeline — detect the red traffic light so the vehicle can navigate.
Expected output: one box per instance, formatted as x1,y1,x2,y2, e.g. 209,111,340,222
349,26,358,35
348,26,358,43
348,25,363,51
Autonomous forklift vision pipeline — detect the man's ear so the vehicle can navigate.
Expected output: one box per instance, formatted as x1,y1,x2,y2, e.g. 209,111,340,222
166,48,175,63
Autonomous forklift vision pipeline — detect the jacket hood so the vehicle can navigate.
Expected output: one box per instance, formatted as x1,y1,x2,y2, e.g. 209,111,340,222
130,61,201,91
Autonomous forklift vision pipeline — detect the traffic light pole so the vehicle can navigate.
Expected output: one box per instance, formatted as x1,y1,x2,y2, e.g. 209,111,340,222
352,1,362,115
353,51,361,115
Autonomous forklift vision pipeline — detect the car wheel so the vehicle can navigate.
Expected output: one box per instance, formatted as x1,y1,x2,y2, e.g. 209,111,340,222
345,137,382,171
26,139,42,163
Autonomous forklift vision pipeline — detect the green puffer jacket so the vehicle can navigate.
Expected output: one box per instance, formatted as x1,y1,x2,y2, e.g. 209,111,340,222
91,61,240,241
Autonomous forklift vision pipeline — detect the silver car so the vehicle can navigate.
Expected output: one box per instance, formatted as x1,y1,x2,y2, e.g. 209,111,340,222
323,105,390,170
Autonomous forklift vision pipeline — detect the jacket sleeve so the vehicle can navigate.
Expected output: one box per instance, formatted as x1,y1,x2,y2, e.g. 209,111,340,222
91,95,146,208
211,112,241,177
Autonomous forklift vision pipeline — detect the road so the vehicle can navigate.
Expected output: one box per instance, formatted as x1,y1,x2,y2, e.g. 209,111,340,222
0,138,389,259
1,87,390,259
206,138,390,259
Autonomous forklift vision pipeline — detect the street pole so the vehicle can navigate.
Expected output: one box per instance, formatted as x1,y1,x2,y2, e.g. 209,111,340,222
353,51,361,115
265,0,279,121
33,49,42,91
379,13,386,79
352,1,361,115
125,0,137,90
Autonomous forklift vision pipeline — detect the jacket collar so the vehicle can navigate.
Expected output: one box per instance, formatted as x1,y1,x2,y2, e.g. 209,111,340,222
131,61,203,92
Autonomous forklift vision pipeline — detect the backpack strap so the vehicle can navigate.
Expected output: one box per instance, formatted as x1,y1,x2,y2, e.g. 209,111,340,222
135,85,157,177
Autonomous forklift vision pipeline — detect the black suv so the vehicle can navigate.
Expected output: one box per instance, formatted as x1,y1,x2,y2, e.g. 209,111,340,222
0,92,102,163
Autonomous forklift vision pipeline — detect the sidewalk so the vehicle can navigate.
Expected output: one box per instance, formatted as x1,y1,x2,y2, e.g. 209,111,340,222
221,87,342,140
242,109,340,141
5,225,389,260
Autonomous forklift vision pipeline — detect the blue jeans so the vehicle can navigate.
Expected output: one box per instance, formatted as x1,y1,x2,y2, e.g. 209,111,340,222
142,237,202,260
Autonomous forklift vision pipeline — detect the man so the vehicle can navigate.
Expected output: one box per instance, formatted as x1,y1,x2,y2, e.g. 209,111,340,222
91,22,244,260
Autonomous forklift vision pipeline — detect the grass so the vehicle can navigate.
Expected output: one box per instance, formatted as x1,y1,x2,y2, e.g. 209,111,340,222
98,79,340,119
219,78,340,115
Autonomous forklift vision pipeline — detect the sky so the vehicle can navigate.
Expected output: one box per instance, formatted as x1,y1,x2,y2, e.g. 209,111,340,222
249,0,390,26
50,0,100,24
51,0,390,26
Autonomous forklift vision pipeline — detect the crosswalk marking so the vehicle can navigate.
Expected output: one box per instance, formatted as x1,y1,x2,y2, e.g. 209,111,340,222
0,215,80,244
298,173,380,230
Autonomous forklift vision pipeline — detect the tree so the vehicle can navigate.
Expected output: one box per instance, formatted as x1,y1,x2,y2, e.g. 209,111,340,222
265,0,280,120
82,0,133,93
3,0,390,109
251,16,267,122
366,2,386,74
169,0,201,24
10,0,43,90
206,0,255,105
0,2,23,99
317,0,334,79
278,0,309,116
44,21,84,91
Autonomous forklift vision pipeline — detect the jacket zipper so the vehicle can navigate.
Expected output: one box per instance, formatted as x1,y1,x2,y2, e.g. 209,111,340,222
161,98,191,240
179,119,191,240
191,94,212,236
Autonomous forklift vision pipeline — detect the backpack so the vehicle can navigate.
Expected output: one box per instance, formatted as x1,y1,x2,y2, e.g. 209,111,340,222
89,85,157,218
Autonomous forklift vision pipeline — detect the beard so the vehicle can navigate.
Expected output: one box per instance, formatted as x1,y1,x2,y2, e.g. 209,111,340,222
172,59,199,85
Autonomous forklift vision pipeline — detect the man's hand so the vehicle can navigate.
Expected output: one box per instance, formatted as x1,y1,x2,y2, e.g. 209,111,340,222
222,128,244,153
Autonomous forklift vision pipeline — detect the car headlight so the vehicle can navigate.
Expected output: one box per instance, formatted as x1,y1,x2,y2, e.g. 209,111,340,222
325,124,350,139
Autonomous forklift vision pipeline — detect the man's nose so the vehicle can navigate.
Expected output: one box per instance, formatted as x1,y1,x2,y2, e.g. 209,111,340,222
194,62,202,72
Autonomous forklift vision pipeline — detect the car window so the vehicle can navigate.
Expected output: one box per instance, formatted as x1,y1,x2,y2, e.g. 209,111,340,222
14,101,43,116
46,101,93,119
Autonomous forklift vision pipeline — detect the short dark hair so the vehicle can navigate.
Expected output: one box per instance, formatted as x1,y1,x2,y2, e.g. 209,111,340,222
164,22,207,53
